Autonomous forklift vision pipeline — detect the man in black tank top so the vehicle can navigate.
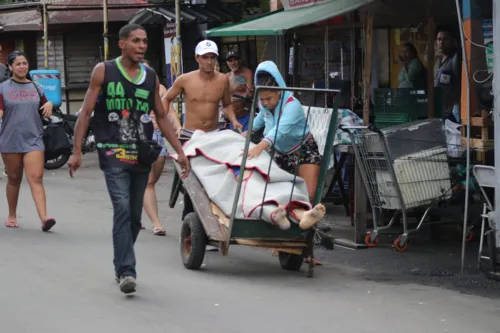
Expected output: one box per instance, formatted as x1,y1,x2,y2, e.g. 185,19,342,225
68,24,189,295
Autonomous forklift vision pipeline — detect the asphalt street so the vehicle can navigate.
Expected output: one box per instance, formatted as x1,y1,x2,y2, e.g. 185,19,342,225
0,154,499,333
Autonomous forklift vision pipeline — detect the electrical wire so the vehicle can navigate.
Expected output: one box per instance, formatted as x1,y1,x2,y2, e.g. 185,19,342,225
473,69,493,84
455,0,471,274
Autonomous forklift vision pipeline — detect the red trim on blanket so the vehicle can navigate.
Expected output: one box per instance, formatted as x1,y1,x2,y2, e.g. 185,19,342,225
170,147,273,182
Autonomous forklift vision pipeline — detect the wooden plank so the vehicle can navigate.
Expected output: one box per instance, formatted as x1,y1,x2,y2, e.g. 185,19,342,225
211,202,230,229
164,141,227,242
233,239,307,248
231,218,305,239
233,239,305,255
470,116,493,127
269,248,304,255
461,137,494,150
362,11,374,124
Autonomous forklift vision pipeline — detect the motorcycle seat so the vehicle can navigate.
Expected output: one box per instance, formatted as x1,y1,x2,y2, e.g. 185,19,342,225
62,114,78,122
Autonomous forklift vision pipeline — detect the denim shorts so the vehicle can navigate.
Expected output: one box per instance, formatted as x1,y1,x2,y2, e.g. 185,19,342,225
152,130,167,157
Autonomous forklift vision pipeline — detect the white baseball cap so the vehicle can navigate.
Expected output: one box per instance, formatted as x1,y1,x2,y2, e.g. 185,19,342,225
195,40,219,56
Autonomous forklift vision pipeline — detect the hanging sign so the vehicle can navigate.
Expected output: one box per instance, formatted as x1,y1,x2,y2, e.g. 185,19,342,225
164,23,180,88
281,0,330,10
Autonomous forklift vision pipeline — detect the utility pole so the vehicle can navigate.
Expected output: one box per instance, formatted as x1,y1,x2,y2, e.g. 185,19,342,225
493,0,500,248
43,3,49,68
103,0,109,60
175,0,183,121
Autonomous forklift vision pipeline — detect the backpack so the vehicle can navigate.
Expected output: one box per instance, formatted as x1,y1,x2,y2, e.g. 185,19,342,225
0,64,8,83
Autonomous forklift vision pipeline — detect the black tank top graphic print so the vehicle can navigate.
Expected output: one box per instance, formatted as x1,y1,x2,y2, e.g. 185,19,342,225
93,59,156,171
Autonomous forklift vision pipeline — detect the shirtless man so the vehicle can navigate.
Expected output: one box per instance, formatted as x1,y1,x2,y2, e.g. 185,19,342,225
225,50,254,132
163,40,242,219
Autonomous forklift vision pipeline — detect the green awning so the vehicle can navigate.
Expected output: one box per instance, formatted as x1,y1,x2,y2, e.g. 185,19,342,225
205,0,374,37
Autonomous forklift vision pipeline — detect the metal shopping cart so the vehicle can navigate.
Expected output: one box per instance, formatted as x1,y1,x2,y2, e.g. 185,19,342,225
341,119,458,252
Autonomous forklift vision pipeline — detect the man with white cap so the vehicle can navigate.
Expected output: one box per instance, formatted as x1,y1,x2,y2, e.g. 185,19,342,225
163,39,242,220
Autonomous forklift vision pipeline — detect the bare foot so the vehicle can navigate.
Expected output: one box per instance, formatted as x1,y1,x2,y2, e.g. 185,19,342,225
271,206,291,230
5,218,18,228
299,204,326,230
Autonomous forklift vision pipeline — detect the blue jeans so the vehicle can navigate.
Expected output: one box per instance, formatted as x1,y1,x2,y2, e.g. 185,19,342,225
103,167,149,279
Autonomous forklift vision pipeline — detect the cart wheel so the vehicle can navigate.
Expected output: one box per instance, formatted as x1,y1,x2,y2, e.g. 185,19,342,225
278,252,304,271
180,213,207,270
364,234,379,247
393,237,408,252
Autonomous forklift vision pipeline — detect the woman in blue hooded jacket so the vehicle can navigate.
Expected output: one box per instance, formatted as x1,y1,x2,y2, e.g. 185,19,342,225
243,61,321,201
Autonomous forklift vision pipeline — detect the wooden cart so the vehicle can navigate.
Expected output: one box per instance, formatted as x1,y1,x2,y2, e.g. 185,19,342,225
168,86,340,277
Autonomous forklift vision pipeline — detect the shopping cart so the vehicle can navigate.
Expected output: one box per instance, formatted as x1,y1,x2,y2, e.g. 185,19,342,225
341,119,456,251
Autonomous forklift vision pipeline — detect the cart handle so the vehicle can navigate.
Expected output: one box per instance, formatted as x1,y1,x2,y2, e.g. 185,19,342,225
338,124,379,133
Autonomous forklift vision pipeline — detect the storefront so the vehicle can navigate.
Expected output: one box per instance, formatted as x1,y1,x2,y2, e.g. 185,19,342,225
129,1,245,86
206,0,374,116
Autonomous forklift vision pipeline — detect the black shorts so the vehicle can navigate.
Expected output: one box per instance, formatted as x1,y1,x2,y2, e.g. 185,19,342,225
274,135,322,174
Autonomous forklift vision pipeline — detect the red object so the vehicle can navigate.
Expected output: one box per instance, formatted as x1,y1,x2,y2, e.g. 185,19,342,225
316,16,344,25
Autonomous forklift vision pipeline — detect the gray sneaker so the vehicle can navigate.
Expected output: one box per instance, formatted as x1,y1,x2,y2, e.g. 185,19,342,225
119,276,136,294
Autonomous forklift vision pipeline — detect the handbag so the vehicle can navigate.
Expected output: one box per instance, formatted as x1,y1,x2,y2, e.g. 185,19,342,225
137,139,162,167
133,110,161,167
31,82,71,159
44,123,72,160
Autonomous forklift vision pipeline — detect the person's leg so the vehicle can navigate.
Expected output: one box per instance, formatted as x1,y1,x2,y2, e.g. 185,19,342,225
143,156,166,234
103,168,137,281
2,153,24,227
130,171,150,244
23,151,55,230
298,164,321,201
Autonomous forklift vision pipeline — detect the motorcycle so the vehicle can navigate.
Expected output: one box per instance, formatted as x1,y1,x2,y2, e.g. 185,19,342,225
43,110,96,170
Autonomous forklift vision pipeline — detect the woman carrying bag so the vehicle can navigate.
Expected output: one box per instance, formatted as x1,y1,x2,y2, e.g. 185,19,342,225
0,51,57,231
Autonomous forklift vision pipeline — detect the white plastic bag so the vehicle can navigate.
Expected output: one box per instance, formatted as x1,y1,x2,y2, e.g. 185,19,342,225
444,119,464,158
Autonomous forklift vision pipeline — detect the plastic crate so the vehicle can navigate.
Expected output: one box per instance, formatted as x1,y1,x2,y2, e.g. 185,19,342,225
374,114,411,129
374,88,443,119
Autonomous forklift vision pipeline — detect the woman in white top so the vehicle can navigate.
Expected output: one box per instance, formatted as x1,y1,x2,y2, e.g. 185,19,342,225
141,60,181,235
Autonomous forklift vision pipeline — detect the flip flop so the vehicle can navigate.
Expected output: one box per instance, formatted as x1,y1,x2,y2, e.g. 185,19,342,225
5,219,19,228
141,224,146,230
304,257,322,266
42,217,56,232
152,228,166,236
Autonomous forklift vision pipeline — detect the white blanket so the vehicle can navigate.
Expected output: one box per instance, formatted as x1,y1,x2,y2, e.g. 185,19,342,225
171,130,311,223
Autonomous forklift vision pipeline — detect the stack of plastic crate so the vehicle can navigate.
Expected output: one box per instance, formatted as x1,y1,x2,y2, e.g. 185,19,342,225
483,19,493,74
373,88,443,129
